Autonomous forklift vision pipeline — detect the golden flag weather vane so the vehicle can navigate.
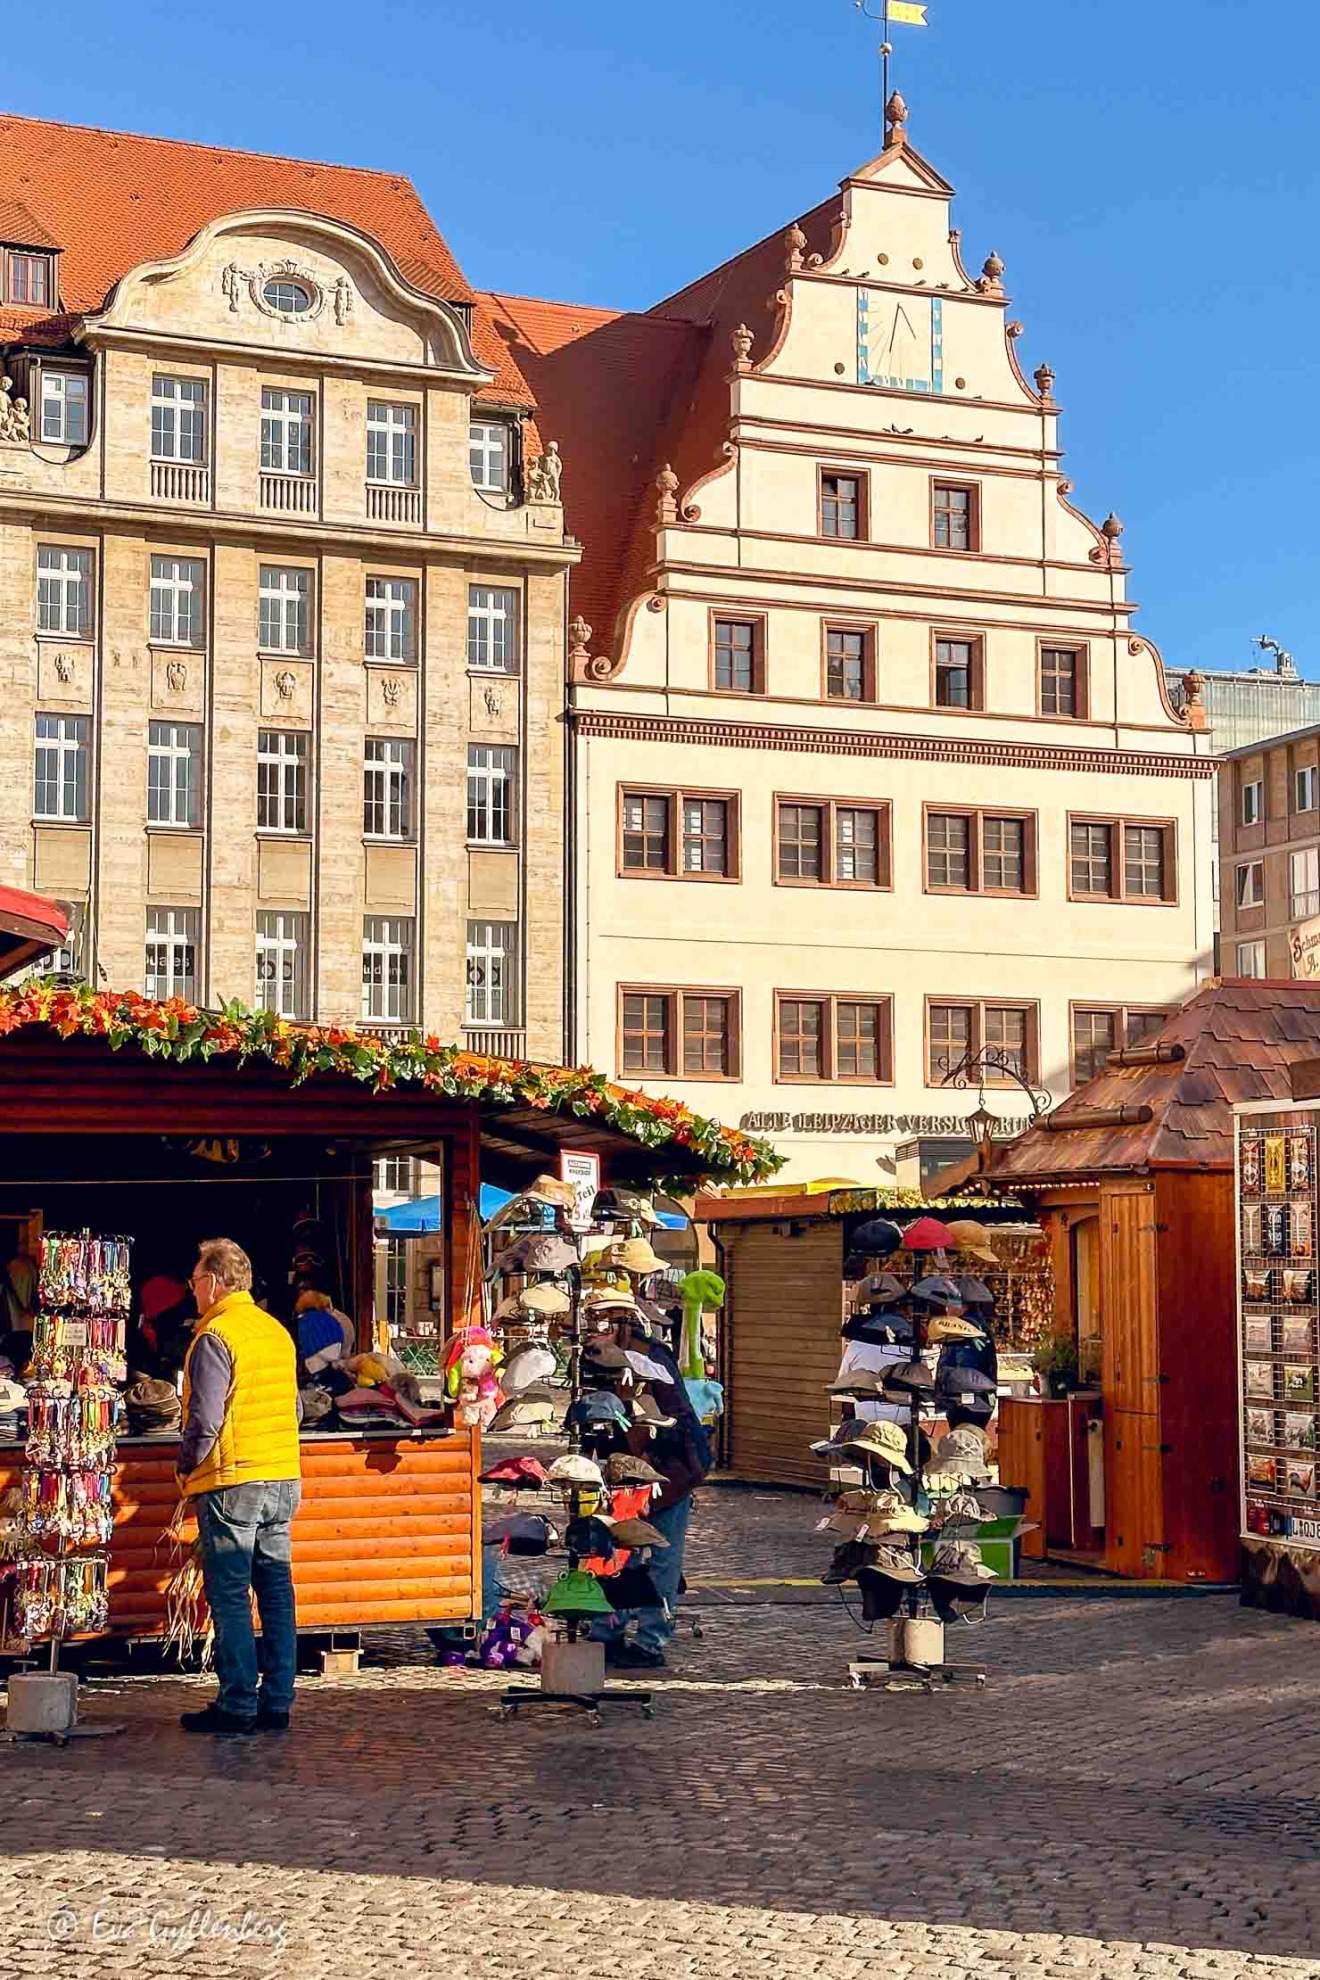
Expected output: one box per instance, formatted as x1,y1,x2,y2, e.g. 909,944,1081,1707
855,0,929,139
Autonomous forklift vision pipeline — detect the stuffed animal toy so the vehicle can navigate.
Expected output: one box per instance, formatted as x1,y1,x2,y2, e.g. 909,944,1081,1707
443,1325,505,1429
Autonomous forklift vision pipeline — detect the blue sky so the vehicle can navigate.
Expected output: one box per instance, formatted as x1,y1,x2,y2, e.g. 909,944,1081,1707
8,0,1319,673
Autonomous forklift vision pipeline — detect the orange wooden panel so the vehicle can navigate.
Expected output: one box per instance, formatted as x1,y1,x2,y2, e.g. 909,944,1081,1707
1100,1182,1161,1414
997,1399,1047,1559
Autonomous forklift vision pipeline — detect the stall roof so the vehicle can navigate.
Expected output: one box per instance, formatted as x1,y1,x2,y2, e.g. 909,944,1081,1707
0,986,780,1186
0,886,67,981
986,979,1320,1185
695,1182,1025,1225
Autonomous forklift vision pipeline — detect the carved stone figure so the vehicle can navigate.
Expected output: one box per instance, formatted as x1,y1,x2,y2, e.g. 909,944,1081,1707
526,441,563,504
0,376,31,441
166,660,188,694
483,683,503,718
333,276,353,326
274,668,297,702
382,676,402,708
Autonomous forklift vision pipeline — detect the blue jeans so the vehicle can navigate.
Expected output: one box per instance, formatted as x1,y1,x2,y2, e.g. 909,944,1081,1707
633,1495,692,1654
195,1479,301,1719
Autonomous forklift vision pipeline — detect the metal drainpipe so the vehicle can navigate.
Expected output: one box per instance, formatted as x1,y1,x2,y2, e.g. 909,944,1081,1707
562,588,576,1065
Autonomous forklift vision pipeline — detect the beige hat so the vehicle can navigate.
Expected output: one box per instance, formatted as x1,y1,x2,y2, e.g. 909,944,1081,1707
523,1174,579,1212
839,1419,912,1475
601,1237,667,1277
927,1313,986,1344
580,1285,638,1313
518,1282,571,1316
944,1219,999,1264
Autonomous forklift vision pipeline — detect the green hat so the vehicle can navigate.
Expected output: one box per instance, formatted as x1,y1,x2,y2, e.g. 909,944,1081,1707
542,1570,615,1619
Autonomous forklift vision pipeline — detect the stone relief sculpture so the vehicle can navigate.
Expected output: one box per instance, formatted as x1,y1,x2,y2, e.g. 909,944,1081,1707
0,377,32,441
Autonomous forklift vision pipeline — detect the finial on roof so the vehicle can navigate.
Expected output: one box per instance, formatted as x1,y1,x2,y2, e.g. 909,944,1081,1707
977,251,1005,296
730,323,754,371
785,224,807,274
885,91,908,147
1180,669,1208,731
1089,512,1125,570
567,616,592,667
1033,361,1056,403
1102,512,1124,542
656,463,679,525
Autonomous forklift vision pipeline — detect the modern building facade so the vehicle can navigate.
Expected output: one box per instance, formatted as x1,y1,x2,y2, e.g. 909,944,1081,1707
1167,643,1320,757
0,114,573,1061
1219,724,1320,981
484,95,1217,1183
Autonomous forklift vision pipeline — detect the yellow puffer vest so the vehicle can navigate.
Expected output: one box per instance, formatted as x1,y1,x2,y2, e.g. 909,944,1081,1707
181,1289,301,1497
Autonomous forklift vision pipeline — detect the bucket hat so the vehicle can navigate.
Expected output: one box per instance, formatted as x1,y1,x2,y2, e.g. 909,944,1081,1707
502,1344,558,1393
480,1454,550,1487
928,1313,986,1344
523,1174,579,1212
868,1542,926,1584
593,1188,661,1228
604,1452,665,1486
487,1395,559,1435
564,1514,618,1558
580,1288,638,1318
931,1489,985,1529
955,1276,995,1307
945,1219,999,1264
601,1237,667,1276
517,1282,571,1317
521,1232,579,1274
542,1570,615,1618
547,1452,605,1487
854,1489,928,1537
928,1539,998,1585
839,1419,912,1474
928,1427,994,1479
902,1216,955,1252
821,1539,875,1585
851,1218,903,1257
606,1517,670,1549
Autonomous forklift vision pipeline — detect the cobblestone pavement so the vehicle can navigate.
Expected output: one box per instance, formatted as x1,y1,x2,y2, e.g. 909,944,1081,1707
4,1485,1320,1979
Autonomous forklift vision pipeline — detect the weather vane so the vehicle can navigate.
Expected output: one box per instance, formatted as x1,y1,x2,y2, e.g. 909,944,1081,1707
855,0,928,139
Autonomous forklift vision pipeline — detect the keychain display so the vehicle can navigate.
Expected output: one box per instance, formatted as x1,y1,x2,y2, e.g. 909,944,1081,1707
13,1556,109,1638
38,1232,132,1318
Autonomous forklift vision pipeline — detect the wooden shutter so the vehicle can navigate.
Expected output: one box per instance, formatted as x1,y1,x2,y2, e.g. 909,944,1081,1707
723,1220,842,1487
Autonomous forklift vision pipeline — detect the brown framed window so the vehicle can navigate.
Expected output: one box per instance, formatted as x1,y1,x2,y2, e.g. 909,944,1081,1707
825,626,873,703
933,635,984,711
927,998,1038,1086
776,992,893,1084
1068,815,1177,903
712,616,762,694
932,481,978,551
8,251,52,306
1040,645,1088,718
619,986,741,1080
1071,1005,1171,1087
925,808,1034,896
618,787,739,880
820,470,865,541
775,796,891,889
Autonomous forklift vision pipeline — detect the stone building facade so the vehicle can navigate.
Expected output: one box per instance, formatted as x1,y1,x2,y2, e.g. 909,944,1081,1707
484,95,1217,1183
0,115,572,1059
1219,724,1320,982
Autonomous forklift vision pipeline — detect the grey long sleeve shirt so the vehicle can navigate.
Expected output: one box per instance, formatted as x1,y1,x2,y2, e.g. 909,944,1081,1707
177,1331,232,1479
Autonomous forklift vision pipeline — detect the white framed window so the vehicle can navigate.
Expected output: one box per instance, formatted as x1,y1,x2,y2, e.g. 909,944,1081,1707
149,555,205,646
37,545,92,636
260,386,313,476
151,374,207,462
257,729,309,833
469,420,509,494
466,744,515,845
467,586,518,673
364,577,417,662
465,919,518,1027
363,737,414,840
263,279,313,316
1242,779,1264,827
374,1153,417,1197
34,714,89,821
366,402,417,485
40,370,89,446
145,907,199,1002
362,915,415,1024
1237,940,1267,980
1291,847,1320,922
259,565,310,653
147,721,201,828
255,910,310,1019
1235,860,1264,910
1297,766,1318,813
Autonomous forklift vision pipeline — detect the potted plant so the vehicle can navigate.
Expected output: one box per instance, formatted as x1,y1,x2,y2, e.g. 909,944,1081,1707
1033,1329,1079,1399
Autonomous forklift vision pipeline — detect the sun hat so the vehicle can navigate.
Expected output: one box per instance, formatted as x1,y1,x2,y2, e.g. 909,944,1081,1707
868,1542,926,1584
491,1234,535,1274
928,1427,994,1479
604,1452,665,1486
820,1539,875,1586
501,1343,558,1393
852,1488,928,1537
542,1569,615,1618
928,1539,998,1585
580,1287,638,1317
931,1490,985,1529
816,1509,869,1542
547,1452,605,1487
523,1175,579,1212
839,1419,912,1474
956,1276,995,1307
902,1216,956,1252
606,1516,670,1549
601,1237,667,1276
850,1218,903,1257
927,1313,986,1344
487,1395,559,1435
945,1219,999,1264
519,1232,579,1274
480,1454,550,1487
517,1282,572,1317
625,1348,670,1383
593,1188,661,1228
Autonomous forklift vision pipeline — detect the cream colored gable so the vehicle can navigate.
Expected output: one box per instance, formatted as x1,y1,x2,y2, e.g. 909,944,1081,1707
81,209,489,381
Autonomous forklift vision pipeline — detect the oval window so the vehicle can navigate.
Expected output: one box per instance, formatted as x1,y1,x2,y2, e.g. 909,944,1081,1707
263,279,313,315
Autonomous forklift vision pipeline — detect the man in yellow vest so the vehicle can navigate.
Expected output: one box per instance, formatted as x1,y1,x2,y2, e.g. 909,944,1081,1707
177,1238,302,1738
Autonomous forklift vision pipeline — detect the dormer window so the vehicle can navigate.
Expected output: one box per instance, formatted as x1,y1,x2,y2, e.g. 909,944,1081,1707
263,278,313,316
9,252,51,306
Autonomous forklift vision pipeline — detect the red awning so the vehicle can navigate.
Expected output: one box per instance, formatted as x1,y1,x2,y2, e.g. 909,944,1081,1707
0,885,68,980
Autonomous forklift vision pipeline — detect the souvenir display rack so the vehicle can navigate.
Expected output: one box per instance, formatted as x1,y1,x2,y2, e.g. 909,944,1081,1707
1237,1114,1320,1549
13,1230,129,1656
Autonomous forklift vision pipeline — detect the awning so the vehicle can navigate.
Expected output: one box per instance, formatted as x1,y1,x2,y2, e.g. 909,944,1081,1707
0,886,67,982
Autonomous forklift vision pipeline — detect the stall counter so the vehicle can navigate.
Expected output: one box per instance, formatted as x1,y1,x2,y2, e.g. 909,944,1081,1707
1,1427,481,1637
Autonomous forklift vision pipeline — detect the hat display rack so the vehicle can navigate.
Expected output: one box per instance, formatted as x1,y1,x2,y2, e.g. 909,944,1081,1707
11,1230,130,1673
816,1215,1028,1694
480,1177,667,1723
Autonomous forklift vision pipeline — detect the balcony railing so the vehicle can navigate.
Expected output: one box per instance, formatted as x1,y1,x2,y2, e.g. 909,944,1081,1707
366,482,422,525
150,459,210,504
463,1026,528,1060
260,472,317,516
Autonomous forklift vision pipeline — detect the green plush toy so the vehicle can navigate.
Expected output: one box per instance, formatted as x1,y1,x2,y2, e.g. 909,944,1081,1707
678,1268,726,1380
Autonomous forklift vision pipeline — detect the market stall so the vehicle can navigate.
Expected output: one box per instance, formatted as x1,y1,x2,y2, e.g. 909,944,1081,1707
0,986,773,1650
984,980,1320,1583
694,1185,1049,1489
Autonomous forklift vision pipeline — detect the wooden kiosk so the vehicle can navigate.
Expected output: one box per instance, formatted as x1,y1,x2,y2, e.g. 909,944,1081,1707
0,987,770,1643
986,980,1320,1583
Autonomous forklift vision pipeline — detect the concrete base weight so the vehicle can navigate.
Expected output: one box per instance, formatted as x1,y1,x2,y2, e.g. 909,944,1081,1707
5,1671,78,1735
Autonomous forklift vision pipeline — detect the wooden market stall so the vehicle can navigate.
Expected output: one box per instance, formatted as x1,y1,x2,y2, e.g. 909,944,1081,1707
984,980,1320,1584
0,987,771,1643
694,1184,1049,1489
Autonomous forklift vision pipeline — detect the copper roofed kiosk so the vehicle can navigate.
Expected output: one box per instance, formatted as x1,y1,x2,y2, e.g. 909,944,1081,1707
0,987,773,1660
983,981,1320,1584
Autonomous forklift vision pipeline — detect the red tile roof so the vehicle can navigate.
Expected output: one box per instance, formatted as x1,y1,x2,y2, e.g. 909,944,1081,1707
987,981,1320,1182
478,191,842,660
0,113,533,406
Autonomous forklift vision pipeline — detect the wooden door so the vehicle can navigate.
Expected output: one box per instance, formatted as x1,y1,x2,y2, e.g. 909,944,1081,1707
997,1399,1046,1558
1100,1182,1160,1414
1104,1409,1165,1575
724,1220,842,1487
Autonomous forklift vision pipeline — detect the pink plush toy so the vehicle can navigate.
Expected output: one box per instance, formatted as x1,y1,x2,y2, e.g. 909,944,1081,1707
443,1325,504,1429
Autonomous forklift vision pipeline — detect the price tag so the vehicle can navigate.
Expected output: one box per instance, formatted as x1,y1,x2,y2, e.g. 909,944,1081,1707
60,1321,88,1348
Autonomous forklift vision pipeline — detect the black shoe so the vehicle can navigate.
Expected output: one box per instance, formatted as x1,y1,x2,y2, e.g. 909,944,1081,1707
180,1705,257,1739
255,1706,290,1733
606,1641,666,1670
